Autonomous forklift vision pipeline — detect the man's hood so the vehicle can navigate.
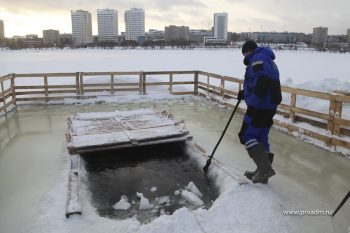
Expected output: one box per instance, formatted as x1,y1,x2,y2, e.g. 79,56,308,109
244,47,275,65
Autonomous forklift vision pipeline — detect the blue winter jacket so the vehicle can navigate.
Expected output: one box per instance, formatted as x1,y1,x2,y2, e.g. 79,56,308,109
243,47,282,110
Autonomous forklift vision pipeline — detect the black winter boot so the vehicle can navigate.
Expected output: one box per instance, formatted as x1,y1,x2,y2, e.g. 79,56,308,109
244,152,274,180
247,144,275,184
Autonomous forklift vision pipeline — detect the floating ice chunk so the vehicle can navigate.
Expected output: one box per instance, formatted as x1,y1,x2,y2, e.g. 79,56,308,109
150,187,157,192
155,196,170,205
186,181,203,198
174,190,180,196
136,192,144,198
113,195,131,210
137,192,153,210
181,190,204,206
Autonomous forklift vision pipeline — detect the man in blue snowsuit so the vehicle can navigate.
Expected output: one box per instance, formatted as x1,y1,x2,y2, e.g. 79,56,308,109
238,41,282,184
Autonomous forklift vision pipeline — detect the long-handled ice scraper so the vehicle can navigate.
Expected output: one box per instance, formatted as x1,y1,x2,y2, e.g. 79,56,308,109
332,190,349,217
203,99,241,174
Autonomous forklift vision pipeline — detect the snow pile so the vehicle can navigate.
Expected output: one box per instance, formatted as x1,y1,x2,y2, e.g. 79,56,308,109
113,195,131,210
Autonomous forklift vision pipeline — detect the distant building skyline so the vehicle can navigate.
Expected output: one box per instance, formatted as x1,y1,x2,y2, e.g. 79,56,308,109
43,29,60,45
0,20,4,40
312,27,328,47
204,12,228,44
165,25,189,41
1,0,350,37
124,8,145,42
214,13,228,41
97,9,118,42
71,10,93,45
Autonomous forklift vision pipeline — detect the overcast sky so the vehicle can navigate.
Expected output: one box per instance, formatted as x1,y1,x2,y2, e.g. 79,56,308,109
0,0,349,37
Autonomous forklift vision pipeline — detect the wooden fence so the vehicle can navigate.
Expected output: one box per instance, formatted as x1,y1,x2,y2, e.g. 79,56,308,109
0,71,349,151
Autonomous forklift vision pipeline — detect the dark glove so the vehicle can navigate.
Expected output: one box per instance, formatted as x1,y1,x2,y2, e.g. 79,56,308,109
238,90,244,100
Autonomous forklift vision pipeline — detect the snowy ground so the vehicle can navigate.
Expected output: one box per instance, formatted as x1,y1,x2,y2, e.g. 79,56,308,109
0,49,349,232
0,97,349,233
1,48,349,119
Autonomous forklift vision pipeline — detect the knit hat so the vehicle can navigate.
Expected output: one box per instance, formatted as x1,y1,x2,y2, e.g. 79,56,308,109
242,40,258,54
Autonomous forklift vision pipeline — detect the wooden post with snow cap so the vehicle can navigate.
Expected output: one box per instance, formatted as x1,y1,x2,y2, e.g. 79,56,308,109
11,73,16,106
169,73,173,94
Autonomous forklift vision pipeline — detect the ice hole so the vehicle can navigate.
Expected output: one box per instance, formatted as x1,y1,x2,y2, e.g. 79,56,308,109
81,142,219,223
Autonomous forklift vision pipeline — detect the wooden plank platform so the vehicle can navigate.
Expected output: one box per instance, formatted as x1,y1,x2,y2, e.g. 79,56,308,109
66,154,82,218
66,108,192,154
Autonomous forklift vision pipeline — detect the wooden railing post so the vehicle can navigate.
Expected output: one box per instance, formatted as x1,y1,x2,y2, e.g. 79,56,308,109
169,73,173,94
1,81,6,113
194,71,198,95
142,73,147,94
220,78,225,99
11,73,16,106
328,96,343,136
290,93,297,122
79,72,84,96
44,75,48,103
111,74,114,94
139,73,143,94
75,72,80,96
207,74,210,96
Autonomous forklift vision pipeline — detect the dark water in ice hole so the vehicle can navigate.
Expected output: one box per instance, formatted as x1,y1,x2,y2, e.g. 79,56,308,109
81,142,219,223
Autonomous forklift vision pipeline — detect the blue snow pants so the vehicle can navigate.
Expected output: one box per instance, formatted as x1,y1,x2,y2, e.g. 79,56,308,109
238,107,276,152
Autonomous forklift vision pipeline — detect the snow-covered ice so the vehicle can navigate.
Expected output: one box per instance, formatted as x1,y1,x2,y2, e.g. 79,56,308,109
0,49,350,233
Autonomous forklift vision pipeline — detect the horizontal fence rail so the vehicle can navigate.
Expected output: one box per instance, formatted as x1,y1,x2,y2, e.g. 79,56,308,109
0,70,350,153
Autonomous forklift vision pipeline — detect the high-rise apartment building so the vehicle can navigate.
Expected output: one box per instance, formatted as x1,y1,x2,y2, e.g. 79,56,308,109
204,13,228,44
71,10,93,46
312,27,328,48
97,9,118,42
43,29,60,45
124,8,145,43
0,20,4,40
165,25,189,41
214,13,228,41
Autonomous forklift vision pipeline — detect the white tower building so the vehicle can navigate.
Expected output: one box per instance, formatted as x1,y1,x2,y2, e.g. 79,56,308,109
0,20,4,40
71,10,93,46
214,13,228,41
124,8,145,42
97,9,118,42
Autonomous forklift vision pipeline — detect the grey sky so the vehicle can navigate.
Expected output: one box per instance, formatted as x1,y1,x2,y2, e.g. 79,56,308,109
0,0,349,36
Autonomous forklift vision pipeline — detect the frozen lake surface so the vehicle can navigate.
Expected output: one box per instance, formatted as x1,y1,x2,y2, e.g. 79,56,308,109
0,96,349,233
